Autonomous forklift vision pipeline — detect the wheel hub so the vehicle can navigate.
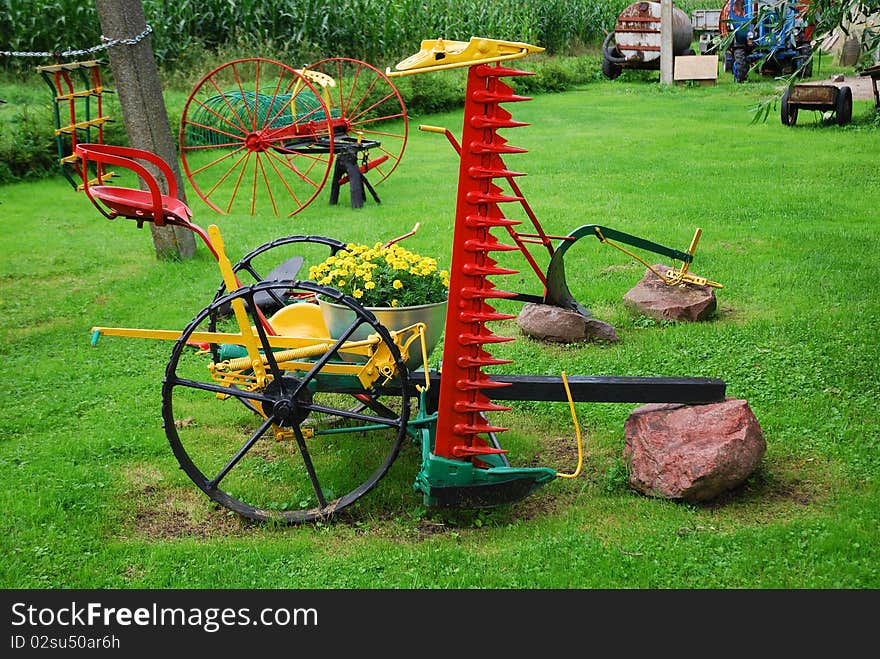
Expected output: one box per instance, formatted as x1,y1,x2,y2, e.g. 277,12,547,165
244,131,270,152
265,375,312,427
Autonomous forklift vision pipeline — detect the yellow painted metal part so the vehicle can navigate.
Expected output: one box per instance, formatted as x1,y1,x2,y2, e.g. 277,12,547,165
269,302,330,338
89,221,433,428
387,37,544,77
208,224,269,384
555,372,584,479
596,226,723,290
293,68,336,114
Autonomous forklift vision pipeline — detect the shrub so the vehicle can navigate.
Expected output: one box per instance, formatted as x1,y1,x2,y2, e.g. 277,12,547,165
0,103,57,183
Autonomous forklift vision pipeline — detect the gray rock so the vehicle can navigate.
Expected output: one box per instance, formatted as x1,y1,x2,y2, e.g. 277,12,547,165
623,265,717,322
623,398,766,502
517,303,619,343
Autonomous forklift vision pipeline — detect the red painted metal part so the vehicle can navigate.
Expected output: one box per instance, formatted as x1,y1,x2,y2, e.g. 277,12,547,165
432,62,536,461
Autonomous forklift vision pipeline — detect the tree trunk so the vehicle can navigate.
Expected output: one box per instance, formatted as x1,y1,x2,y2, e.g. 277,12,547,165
95,0,195,259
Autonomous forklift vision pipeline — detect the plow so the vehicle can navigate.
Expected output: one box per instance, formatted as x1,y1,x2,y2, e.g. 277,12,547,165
79,37,726,523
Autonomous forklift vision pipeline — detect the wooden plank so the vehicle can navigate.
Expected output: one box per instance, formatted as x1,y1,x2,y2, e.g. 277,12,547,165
790,84,838,105
673,55,719,82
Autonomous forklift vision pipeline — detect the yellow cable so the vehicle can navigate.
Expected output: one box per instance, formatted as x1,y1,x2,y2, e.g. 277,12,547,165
556,371,584,479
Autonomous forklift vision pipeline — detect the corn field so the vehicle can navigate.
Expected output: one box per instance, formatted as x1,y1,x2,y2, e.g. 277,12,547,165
1,0,718,73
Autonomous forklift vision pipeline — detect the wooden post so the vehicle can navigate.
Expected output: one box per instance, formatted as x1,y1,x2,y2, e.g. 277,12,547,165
95,0,195,260
660,0,674,84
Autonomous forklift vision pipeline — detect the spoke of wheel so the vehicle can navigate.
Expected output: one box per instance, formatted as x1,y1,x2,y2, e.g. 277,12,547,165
264,148,326,189
346,69,378,120
292,424,327,508
169,376,273,406
202,77,251,136
236,261,264,282
229,62,257,132
188,144,247,178
249,292,286,383
207,413,276,489
347,90,397,125
251,151,262,215
355,119,406,133
353,395,399,419
299,402,402,427
198,149,250,207
225,151,252,214
184,107,247,144
292,316,364,399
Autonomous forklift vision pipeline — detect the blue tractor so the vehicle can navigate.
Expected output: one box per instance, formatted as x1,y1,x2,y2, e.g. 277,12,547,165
722,0,814,83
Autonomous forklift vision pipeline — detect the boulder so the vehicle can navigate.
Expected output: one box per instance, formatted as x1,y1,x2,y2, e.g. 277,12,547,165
517,303,619,343
623,265,716,322
623,398,765,502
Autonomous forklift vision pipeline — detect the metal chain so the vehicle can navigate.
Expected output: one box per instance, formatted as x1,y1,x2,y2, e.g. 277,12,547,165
0,24,153,59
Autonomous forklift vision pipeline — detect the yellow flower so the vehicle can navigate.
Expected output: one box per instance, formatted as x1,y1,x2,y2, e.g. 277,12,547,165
309,240,447,308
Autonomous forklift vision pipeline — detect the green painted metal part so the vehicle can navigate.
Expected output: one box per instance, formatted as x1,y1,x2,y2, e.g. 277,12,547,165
185,90,341,146
411,391,556,508
544,224,694,315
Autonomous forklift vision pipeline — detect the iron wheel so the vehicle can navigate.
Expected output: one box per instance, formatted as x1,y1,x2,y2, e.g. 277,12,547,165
163,280,412,523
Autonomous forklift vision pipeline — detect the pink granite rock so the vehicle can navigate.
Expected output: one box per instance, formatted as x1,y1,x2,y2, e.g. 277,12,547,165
623,398,765,502
623,265,717,322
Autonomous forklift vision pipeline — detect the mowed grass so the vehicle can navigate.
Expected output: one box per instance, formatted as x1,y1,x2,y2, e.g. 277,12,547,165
0,72,878,589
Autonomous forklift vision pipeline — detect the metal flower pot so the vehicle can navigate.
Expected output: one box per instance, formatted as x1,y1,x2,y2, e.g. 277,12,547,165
317,297,447,370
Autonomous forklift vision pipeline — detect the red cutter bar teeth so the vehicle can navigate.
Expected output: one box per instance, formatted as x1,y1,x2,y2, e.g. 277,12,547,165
433,63,534,461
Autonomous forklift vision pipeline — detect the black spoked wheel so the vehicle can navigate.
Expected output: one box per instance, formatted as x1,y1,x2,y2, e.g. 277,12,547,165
733,48,749,83
212,234,348,315
836,86,853,126
781,87,798,126
163,280,412,523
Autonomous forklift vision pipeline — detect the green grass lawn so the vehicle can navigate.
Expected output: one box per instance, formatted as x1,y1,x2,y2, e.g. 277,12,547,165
1,72,878,589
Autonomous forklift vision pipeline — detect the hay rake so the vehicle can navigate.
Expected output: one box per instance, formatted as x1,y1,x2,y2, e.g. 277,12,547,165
179,57,408,217
78,38,726,523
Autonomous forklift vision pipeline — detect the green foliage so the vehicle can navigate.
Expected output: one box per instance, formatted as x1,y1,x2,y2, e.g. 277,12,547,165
0,0,626,73
0,102,56,183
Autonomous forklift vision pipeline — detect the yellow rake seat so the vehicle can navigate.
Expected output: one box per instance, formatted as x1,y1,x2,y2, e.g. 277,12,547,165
267,302,331,339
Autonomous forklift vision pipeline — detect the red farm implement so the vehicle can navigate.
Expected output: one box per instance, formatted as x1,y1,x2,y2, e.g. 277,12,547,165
79,38,726,523
179,57,408,216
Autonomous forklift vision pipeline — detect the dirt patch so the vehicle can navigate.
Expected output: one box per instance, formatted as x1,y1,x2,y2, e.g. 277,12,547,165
116,462,255,540
127,486,253,540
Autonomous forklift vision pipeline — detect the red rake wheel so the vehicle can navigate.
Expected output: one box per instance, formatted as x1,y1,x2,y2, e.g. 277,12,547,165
302,57,408,186
180,58,335,217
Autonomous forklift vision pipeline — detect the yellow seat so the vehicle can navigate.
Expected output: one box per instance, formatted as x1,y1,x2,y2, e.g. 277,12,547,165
268,303,330,339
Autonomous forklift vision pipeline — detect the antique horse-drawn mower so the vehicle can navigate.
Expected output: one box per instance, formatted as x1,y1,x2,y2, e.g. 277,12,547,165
80,38,726,523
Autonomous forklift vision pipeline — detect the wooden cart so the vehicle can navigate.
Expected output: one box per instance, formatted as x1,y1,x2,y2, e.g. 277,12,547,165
860,62,880,109
781,83,853,126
